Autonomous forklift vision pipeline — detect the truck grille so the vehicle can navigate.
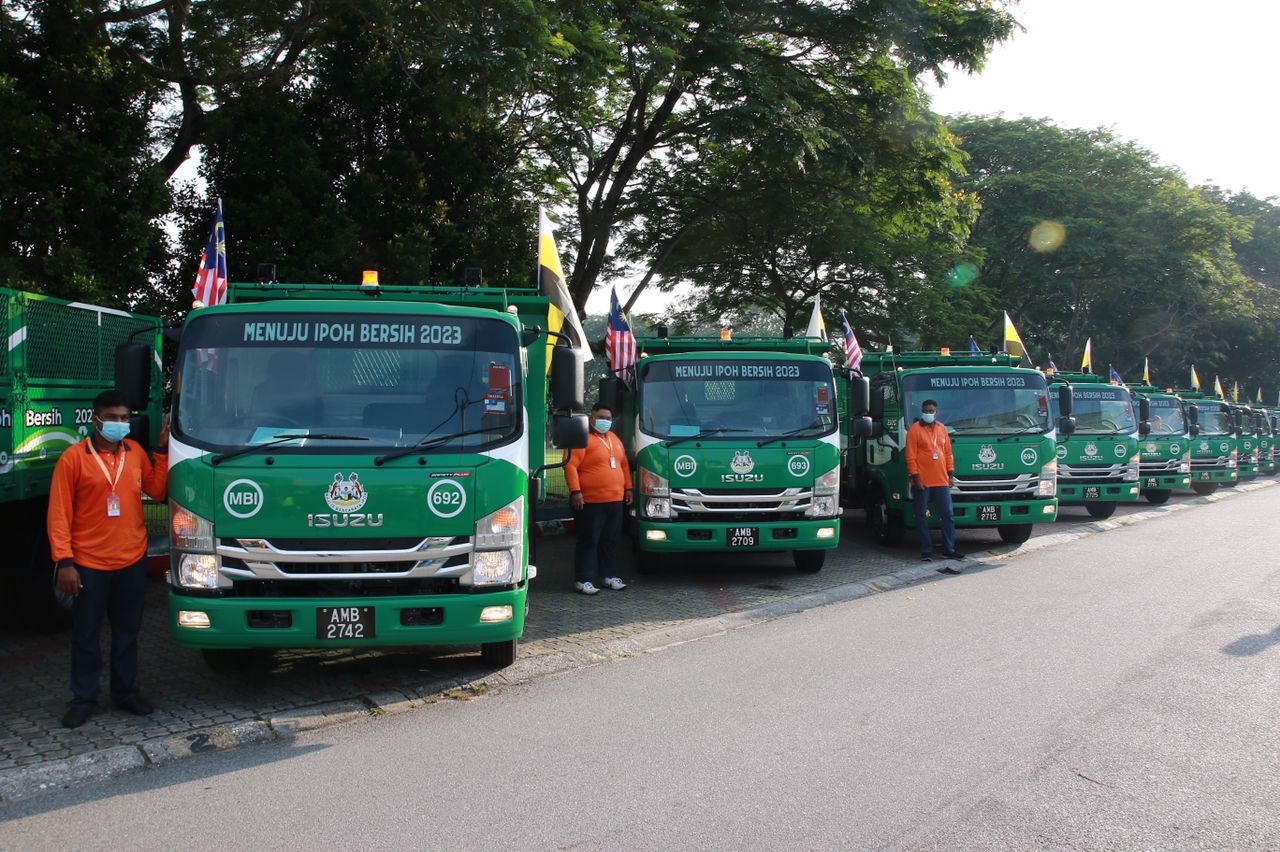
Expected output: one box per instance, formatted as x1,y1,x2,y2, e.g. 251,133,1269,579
1139,458,1181,475
670,486,813,521
951,473,1041,501
1190,456,1230,470
215,535,473,582
1059,462,1127,483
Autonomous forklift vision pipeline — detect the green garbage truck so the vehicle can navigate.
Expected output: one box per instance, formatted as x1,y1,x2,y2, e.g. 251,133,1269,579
0,287,164,628
601,333,864,573
1125,384,1195,504
128,278,587,669
1173,389,1238,495
1045,371,1146,519
1230,403,1260,481
850,350,1067,547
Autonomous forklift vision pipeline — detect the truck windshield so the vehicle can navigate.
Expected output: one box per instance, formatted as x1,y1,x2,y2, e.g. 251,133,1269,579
1196,405,1232,435
638,358,837,440
173,312,522,452
902,371,1049,435
1049,386,1137,435
1146,398,1186,435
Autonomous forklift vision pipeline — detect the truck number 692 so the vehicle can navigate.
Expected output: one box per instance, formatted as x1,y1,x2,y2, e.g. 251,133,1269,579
431,490,461,506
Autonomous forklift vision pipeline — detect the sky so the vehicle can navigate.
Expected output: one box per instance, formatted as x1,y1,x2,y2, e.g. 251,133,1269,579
599,0,1280,316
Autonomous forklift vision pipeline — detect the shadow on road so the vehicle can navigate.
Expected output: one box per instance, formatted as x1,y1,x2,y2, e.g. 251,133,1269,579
1221,626,1280,657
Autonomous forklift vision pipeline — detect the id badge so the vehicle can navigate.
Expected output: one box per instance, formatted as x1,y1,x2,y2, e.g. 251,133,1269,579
107,493,122,517
610,456,618,469
932,450,940,460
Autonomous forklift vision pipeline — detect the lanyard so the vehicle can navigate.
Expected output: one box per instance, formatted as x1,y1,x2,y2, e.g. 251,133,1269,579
87,439,125,495
923,424,943,457
594,432,616,460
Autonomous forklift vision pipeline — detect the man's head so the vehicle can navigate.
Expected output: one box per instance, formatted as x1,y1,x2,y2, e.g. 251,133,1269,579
920,399,938,424
591,402,614,434
92,389,132,444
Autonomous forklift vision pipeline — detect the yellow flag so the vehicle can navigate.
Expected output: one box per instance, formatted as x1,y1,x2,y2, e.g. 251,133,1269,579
805,293,827,339
1190,365,1200,390
1232,381,1239,402
1214,376,1224,398
538,209,590,371
1257,387,1263,404
1142,357,1150,384
1080,338,1092,372
1002,311,1032,367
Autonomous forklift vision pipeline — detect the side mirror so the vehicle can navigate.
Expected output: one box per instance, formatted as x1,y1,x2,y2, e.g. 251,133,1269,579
1138,398,1151,421
851,416,873,439
868,421,884,439
129,414,151,452
869,386,885,421
114,341,153,410
1057,384,1073,417
1188,423,1200,438
1234,413,1244,437
848,376,870,417
1138,421,1151,437
551,413,589,449
1058,415,1076,436
521,326,542,348
550,346,584,412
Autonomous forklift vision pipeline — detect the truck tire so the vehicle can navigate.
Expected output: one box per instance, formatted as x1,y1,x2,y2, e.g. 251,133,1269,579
201,649,255,671
8,498,72,632
1143,489,1171,505
792,550,825,573
1085,502,1117,520
1190,482,1218,496
997,524,1033,545
869,492,904,547
480,639,517,668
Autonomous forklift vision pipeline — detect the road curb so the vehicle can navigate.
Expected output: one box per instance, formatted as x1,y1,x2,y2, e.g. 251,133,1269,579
3,478,1273,804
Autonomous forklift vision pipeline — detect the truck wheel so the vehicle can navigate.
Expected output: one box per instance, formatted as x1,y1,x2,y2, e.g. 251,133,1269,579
869,493,904,547
1085,502,1117,520
1190,482,1218,496
201,649,254,671
792,550,825,573
480,639,517,668
8,499,71,632
1143,490,1171,505
997,524,1033,545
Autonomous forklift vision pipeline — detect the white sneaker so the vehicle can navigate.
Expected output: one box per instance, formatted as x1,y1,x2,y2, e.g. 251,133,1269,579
602,577,627,591
575,581,599,595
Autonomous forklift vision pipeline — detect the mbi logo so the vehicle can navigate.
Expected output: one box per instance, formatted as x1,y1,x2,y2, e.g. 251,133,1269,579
325,472,368,513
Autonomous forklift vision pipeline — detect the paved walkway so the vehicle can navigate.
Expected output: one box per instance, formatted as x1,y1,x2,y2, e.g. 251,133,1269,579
1,483,1270,800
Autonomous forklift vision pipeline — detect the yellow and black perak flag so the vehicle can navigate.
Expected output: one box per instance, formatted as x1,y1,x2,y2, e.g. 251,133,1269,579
1002,311,1033,368
538,208,590,372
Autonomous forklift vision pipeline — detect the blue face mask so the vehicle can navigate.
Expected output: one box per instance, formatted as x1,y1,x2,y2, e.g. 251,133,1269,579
594,419,613,433
920,412,936,424
99,420,131,443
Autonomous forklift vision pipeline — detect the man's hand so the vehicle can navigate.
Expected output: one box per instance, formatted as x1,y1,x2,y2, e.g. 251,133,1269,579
909,474,923,492
156,412,170,448
570,491,584,511
623,489,633,506
56,564,81,598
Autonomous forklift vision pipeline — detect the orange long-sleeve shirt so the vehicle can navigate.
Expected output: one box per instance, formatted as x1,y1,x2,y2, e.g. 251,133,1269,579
904,420,954,487
47,438,169,570
563,431,632,504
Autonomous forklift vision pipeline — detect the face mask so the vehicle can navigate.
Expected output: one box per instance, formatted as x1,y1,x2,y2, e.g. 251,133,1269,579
99,420,131,443
594,419,613,433
920,412,936,424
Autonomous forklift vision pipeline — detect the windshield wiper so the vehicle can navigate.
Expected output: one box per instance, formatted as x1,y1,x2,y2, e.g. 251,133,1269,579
997,424,1048,442
756,422,826,447
666,427,750,447
375,425,510,465
212,433,368,466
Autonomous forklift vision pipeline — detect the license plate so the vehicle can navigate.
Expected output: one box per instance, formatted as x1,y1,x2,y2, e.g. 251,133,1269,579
1144,477,1159,489
1199,471,1211,481
977,504,1001,522
1084,486,1101,499
728,527,758,547
316,606,375,640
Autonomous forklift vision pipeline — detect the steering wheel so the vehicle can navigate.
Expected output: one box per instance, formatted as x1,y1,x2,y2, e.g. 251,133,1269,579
1012,413,1037,427
1099,419,1120,431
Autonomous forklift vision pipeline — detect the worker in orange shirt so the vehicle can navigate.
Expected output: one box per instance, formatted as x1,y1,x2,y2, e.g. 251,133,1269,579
904,398,964,571
48,390,169,728
564,402,633,595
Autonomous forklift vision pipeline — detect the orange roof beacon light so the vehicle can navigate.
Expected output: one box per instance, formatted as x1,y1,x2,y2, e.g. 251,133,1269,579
361,269,379,287
939,347,951,356
720,328,732,340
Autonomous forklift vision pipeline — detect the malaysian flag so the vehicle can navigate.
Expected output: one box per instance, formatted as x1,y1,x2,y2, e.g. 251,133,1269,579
840,310,862,375
606,286,637,381
192,198,228,307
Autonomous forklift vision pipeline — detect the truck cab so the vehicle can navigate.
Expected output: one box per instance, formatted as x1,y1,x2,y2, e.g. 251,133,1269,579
1126,385,1194,504
1231,404,1261,480
1173,390,1238,495
1045,371,1144,519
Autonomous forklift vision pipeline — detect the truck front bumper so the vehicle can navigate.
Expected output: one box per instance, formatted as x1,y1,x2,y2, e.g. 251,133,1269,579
908,498,1057,528
168,585,526,649
1189,467,1238,485
1057,482,1141,503
1140,474,1190,491
635,518,839,552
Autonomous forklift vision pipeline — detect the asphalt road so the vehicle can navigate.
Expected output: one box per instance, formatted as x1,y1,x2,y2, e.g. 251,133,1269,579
3,487,1278,850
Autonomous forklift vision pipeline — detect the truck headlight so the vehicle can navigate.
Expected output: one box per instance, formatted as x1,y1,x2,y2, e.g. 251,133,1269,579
807,466,840,517
177,554,219,589
1037,460,1057,497
1123,453,1140,481
645,497,671,519
1178,453,1190,474
475,497,523,549
1227,449,1237,469
472,549,516,585
171,503,214,551
640,467,669,497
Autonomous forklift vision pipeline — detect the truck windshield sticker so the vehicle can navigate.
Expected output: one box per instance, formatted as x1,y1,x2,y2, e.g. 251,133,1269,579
925,375,1033,388
239,320,463,346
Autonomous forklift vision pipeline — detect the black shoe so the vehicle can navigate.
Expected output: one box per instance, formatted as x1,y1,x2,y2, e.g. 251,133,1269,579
936,566,963,575
114,694,154,716
920,554,933,562
943,550,965,560
62,703,95,729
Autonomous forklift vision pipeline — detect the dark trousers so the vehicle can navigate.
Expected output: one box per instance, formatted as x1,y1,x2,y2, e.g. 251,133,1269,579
574,501,624,584
70,557,148,706
912,485,956,556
